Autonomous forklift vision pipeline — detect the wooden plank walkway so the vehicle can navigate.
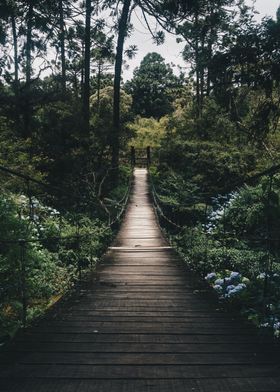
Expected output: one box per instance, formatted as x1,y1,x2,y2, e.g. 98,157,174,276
1,168,280,391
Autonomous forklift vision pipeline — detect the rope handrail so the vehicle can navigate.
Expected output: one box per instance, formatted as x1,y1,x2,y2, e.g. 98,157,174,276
148,161,280,234
149,171,184,229
0,184,133,245
0,162,133,329
0,164,58,191
0,227,114,245
149,162,280,212
109,171,133,227
0,164,133,243
103,176,132,207
0,163,123,205
0,163,89,207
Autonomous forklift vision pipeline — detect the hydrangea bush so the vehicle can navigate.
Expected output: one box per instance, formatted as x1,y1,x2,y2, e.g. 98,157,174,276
204,269,280,337
205,270,249,300
149,170,280,338
0,192,112,339
166,179,280,338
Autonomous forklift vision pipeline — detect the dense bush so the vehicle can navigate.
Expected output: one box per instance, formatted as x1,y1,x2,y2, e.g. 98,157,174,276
0,192,112,339
150,166,206,227
157,139,258,196
128,116,167,149
170,224,280,336
220,175,280,245
172,227,269,278
153,169,280,336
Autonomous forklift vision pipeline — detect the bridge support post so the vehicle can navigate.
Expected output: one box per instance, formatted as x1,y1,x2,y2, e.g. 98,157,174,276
146,146,151,167
130,146,135,167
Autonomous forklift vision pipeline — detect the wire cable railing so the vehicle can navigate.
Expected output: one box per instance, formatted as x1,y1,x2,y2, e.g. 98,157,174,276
149,162,280,231
0,163,132,330
148,161,280,325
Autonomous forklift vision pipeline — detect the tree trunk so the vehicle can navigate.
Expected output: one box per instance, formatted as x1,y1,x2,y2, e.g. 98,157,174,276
206,38,213,97
23,2,33,138
26,3,33,86
83,0,92,134
200,37,205,111
195,66,200,118
206,5,214,97
81,41,84,91
97,60,101,112
59,0,66,94
74,71,78,99
200,69,204,110
194,12,201,118
11,15,19,95
112,0,131,169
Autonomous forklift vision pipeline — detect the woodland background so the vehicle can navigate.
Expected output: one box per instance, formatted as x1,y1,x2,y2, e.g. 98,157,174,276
1,0,280,338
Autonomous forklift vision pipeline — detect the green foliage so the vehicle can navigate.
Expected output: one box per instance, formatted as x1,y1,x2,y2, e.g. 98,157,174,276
152,166,200,203
0,0,279,343
125,52,182,119
158,138,257,196
90,86,133,125
90,86,133,155
34,98,84,185
159,177,280,336
171,227,267,278
128,116,166,148
107,165,132,200
0,192,112,339
220,176,280,243
0,119,45,192
151,166,205,226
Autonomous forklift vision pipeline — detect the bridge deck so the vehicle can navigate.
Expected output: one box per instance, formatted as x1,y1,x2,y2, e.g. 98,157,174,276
1,168,280,391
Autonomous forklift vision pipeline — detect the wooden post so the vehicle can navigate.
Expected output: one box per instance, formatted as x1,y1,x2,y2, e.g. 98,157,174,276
131,146,136,167
146,146,151,167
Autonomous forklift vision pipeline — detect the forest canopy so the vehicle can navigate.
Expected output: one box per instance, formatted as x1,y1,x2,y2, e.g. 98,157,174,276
0,0,280,338
0,0,279,183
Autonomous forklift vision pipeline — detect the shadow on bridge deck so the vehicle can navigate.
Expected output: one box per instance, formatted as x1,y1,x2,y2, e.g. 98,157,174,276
1,168,280,391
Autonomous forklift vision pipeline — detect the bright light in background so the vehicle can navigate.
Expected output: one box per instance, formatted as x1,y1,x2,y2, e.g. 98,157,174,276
123,10,185,81
252,0,279,20
123,0,280,81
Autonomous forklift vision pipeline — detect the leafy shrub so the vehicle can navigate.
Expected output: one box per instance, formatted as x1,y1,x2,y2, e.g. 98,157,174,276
158,139,258,196
0,192,112,339
128,116,166,148
172,227,268,278
220,175,280,246
166,178,280,337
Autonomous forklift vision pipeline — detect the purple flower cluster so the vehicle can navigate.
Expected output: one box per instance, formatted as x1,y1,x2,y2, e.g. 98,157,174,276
205,271,248,299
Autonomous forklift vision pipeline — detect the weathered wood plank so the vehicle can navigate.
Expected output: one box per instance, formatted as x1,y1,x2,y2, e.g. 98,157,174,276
4,342,272,354
2,378,280,392
10,352,278,366
1,363,279,379
1,168,280,391
13,332,266,344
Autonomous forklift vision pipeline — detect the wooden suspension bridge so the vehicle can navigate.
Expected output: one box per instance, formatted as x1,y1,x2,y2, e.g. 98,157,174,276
1,168,280,391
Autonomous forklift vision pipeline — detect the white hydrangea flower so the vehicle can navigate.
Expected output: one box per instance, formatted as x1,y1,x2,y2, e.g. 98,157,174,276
257,272,268,280
236,283,246,290
226,285,236,292
230,271,241,280
205,272,217,281
213,284,223,292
